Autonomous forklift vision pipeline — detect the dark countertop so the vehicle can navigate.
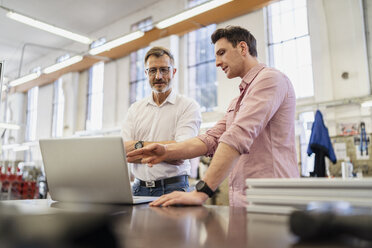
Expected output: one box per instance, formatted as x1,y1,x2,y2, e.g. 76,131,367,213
0,199,368,248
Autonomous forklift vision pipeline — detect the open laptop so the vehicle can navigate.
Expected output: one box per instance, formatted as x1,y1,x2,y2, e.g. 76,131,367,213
39,136,158,204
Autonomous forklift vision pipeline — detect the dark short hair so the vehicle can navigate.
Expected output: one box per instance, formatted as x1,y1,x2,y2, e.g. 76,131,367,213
144,46,175,66
211,26,257,57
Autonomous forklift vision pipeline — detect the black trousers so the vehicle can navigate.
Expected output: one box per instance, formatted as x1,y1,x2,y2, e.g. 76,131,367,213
309,144,328,177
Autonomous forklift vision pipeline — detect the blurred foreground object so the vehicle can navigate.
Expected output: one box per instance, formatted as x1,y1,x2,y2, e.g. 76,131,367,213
290,202,372,242
0,204,118,248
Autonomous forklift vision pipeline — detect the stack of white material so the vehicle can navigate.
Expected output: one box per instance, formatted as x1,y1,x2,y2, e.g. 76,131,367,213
246,178,372,214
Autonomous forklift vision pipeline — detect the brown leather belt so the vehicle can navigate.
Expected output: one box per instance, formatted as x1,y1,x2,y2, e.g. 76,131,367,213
139,175,188,188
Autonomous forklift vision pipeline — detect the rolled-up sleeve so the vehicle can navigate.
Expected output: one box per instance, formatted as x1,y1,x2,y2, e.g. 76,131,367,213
219,72,289,155
175,100,202,142
198,116,227,157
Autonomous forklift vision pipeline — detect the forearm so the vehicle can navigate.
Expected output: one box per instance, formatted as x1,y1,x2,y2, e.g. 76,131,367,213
165,138,208,161
149,142,240,207
202,142,240,191
124,140,176,153
144,140,176,146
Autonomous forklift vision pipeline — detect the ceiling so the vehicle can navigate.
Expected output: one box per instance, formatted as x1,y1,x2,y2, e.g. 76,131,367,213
0,0,273,92
0,0,159,80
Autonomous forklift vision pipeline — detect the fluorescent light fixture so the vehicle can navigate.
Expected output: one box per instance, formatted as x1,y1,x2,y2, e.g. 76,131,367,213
43,55,83,74
2,144,19,151
9,72,39,87
0,123,20,130
155,0,233,29
6,11,92,44
361,100,372,108
89,31,144,55
23,141,39,147
13,145,29,152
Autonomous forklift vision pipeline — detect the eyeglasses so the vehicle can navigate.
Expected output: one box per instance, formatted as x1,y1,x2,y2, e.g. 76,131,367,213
145,67,171,76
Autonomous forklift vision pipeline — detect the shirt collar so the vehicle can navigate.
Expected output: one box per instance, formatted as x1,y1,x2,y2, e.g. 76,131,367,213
239,63,266,92
147,88,176,106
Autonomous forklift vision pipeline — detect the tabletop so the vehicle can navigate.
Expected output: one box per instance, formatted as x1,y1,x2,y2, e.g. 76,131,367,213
0,199,368,248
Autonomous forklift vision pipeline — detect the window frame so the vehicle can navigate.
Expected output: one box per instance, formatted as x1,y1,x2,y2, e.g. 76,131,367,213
86,38,106,131
129,17,153,104
266,0,314,99
186,21,217,112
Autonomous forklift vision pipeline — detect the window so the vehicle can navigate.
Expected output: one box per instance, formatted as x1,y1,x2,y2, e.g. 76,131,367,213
51,78,65,137
267,0,314,98
187,0,217,112
129,18,152,104
298,111,315,176
86,38,105,131
25,86,38,142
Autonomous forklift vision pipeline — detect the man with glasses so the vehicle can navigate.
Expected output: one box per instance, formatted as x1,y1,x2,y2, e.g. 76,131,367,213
127,26,299,207
122,46,201,197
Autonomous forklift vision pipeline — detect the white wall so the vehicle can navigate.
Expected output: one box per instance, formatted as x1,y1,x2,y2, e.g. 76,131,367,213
325,0,369,99
115,57,130,128
75,70,89,132
102,61,118,129
307,0,334,102
303,0,371,136
36,84,53,139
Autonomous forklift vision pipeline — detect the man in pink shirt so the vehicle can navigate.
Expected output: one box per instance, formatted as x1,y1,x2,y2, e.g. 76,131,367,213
127,26,300,207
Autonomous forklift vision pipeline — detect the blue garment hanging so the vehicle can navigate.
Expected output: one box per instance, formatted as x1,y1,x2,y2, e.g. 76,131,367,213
307,110,337,177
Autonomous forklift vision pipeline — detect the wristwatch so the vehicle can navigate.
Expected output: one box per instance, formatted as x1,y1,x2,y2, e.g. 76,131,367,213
195,180,215,198
134,141,144,149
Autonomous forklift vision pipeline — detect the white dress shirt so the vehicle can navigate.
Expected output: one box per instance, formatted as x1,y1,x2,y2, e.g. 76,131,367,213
122,90,201,181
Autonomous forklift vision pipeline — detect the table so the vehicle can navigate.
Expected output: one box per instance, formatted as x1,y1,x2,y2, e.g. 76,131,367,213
0,199,368,248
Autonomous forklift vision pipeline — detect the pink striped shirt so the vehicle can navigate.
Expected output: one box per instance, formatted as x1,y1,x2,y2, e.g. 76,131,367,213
198,63,299,207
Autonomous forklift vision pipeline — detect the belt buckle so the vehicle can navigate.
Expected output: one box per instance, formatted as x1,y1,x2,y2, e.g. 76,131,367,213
145,181,155,188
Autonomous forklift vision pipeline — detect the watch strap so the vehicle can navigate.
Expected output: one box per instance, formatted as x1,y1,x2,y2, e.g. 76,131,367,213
196,180,215,198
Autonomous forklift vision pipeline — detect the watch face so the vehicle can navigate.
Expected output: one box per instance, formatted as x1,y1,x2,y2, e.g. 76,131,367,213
196,180,205,191
135,141,143,149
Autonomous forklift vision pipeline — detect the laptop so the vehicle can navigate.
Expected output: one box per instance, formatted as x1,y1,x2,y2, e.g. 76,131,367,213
39,136,158,204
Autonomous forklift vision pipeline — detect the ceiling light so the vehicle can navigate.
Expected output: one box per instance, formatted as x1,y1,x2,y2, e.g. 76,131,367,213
43,55,83,74
155,0,233,29
23,141,39,147
2,144,19,151
88,31,144,55
361,100,372,108
6,11,92,44
13,145,29,152
9,72,39,87
0,123,20,130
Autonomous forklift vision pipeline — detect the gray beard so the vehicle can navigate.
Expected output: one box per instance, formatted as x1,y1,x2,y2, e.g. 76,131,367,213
151,83,171,93
152,87,167,93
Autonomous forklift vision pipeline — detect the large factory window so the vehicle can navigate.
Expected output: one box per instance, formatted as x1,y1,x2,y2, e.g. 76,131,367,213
267,0,314,99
